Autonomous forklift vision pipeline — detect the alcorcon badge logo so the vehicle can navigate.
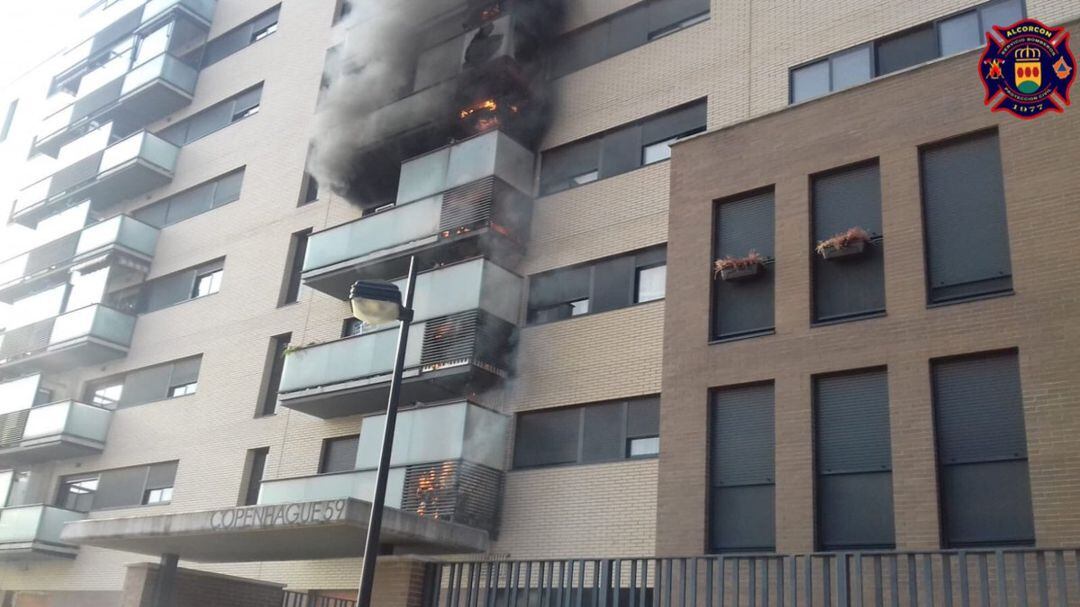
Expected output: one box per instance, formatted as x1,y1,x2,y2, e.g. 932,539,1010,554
980,18,1075,119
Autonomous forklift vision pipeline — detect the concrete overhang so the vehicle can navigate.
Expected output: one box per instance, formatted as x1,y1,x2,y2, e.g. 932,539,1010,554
60,498,488,563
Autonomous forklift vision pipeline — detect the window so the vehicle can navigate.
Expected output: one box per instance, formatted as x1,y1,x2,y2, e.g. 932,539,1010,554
527,246,666,325
299,172,320,205
712,189,775,340
540,101,705,195
932,351,1033,547
256,333,290,417
193,269,223,298
132,169,245,228
709,382,775,553
84,356,202,409
320,435,359,473
240,447,268,505
635,264,666,303
140,259,226,313
56,462,178,511
198,6,281,68
279,229,312,306
513,397,659,468
811,161,885,323
920,131,1011,303
549,0,710,79
342,318,364,337
156,85,263,146
0,99,17,142
789,0,1022,103
814,369,895,550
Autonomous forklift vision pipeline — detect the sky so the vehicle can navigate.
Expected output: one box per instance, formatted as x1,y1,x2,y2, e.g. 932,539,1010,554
0,2,82,328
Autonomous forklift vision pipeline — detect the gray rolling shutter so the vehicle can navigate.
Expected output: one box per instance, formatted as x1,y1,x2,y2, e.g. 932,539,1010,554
513,407,580,468
932,351,1034,546
712,190,775,339
710,383,775,552
184,102,233,143
627,397,659,439
321,436,359,473
581,401,624,463
591,256,636,313
920,132,1012,302
607,6,650,56
812,162,885,322
144,269,197,312
163,183,214,225
548,22,609,79
647,0,709,34
641,101,706,144
814,369,895,549
146,462,178,490
599,125,643,178
169,357,201,387
119,364,173,408
94,466,149,509
540,139,601,194
875,24,938,75
213,169,245,206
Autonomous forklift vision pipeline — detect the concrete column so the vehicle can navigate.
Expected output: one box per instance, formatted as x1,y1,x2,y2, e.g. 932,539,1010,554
151,554,179,607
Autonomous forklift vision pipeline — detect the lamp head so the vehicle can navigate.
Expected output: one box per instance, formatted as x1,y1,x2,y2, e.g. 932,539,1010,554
349,280,405,324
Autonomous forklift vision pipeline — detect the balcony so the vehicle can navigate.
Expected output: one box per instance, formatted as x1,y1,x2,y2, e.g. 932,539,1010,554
0,305,136,376
303,130,535,297
13,131,179,227
0,215,159,303
137,0,216,33
51,0,147,93
0,400,112,466
260,401,506,533
0,505,84,560
279,259,521,418
36,54,200,157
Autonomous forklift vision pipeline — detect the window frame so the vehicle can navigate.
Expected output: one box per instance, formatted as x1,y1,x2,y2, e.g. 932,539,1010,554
192,268,223,299
319,434,360,474
634,262,667,304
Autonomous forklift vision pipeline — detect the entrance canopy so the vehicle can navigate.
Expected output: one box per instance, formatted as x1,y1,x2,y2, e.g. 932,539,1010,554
60,498,488,563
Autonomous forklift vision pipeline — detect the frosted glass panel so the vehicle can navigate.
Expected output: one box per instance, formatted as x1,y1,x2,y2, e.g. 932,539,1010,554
0,374,40,415
7,284,67,329
303,196,442,271
258,468,405,508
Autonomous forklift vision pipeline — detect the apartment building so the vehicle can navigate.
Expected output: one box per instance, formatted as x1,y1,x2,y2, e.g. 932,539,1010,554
0,0,1077,606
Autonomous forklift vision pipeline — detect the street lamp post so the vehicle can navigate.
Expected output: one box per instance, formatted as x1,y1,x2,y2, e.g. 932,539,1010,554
353,256,418,607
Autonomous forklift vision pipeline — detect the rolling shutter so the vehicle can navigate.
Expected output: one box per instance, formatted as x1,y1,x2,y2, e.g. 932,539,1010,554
712,190,775,339
513,407,580,468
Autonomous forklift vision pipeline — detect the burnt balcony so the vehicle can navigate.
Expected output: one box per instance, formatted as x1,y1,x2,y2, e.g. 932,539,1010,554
0,305,136,376
259,400,507,534
0,215,159,304
303,130,535,297
0,400,112,467
35,53,200,158
0,505,84,560
12,131,179,227
278,258,521,419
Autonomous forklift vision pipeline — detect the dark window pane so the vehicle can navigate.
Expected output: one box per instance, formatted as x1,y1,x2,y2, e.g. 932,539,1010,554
710,485,775,552
320,435,359,473
549,22,609,79
710,383,775,487
539,139,601,195
513,407,580,468
213,169,245,206
940,460,1034,546
258,333,290,417
932,352,1026,464
281,230,311,305
817,472,895,549
590,256,636,314
581,402,624,463
133,201,168,228
119,364,173,408
599,125,643,179
243,448,268,505
163,184,213,225
626,397,659,438
646,0,709,36
184,103,233,143
94,466,149,509
920,131,1012,302
875,24,938,75
641,101,706,145
606,6,650,56
145,462,178,490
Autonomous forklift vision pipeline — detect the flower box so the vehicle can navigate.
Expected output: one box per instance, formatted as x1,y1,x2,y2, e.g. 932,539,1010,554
819,239,867,260
714,251,764,282
816,227,872,261
720,263,762,281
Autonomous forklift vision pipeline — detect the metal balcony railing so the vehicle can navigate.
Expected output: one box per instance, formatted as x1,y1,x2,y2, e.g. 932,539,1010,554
425,550,1080,607
0,214,159,303
0,504,84,559
13,131,179,226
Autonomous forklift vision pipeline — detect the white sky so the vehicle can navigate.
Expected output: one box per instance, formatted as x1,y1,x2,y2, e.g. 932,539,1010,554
0,2,82,328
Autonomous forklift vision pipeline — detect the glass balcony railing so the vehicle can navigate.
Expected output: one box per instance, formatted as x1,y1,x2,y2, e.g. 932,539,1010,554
0,215,159,302
0,305,136,374
0,374,43,415
139,0,216,30
302,131,535,295
260,401,507,532
53,0,146,80
36,53,198,156
0,505,83,559
13,131,179,226
0,401,112,465
278,259,521,418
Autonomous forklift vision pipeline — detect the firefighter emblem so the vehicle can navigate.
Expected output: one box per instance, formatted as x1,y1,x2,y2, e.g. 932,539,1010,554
980,18,1075,119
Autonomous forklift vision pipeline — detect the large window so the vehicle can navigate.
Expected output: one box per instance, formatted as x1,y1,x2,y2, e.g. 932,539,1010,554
84,356,202,409
320,435,359,474
279,228,312,306
548,0,709,79
513,397,660,468
139,259,226,313
790,0,1023,103
709,382,775,553
920,131,1012,303
712,189,775,341
527,247,666,325
197,5,281,68
814,368,895,550
157,85,263,146
57,462,178,512
132,169,245,228
811,161,885,323
932,350,1034,547
256,333,290,417
240,447,269,506
540,101,705,195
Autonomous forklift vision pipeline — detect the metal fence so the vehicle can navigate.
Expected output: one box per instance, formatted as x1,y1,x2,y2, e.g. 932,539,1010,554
423,550,1080,607
282,590,357,607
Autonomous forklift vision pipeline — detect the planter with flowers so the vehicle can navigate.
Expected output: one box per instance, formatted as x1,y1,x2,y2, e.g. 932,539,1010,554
713,250,764,282
815,227,872,260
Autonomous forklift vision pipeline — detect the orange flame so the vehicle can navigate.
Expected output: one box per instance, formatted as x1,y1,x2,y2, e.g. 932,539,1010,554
414,462,457,518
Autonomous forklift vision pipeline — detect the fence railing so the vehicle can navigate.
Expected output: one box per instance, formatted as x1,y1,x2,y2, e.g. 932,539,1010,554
282,590,356,607
423,550,1080,607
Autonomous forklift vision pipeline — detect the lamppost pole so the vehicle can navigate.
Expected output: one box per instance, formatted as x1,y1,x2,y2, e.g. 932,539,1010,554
355,256,417,607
